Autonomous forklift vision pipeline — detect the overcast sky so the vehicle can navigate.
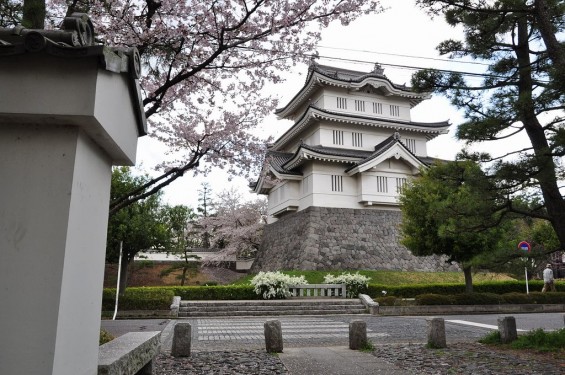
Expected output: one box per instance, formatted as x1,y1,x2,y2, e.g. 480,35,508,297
135,0,495,209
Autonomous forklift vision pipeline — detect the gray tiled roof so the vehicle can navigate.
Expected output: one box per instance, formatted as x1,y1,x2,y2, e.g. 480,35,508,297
308,106,450,129
267,150,301,175
310,63,410,91
298,144,373,158
344,134,434,173
265,137,442,177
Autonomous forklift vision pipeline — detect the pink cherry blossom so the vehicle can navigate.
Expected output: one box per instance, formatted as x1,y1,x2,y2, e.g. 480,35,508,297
43,1,383,212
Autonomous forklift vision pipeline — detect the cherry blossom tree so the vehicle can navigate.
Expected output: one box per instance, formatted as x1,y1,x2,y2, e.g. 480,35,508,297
11,1,383,214
198,187,268,263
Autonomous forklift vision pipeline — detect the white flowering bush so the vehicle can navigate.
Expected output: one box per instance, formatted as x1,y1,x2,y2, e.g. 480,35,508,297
324,272,370,298
251,271,308,299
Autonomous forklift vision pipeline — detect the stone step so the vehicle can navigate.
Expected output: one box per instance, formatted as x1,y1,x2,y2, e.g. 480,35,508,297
177,298,368,317
179,304,366,313
179,299,361,307
178,308,369,317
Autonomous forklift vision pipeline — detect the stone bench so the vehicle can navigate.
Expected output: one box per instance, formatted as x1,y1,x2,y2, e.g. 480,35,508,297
288,283,346,298
98,331,161,375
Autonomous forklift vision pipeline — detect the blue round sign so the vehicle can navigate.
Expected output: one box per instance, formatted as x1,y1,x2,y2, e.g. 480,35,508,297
518,241,531,252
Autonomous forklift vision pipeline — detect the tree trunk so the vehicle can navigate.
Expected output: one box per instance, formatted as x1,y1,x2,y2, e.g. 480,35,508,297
463,264,473,293
22,0,45,29
180,266,188,286
118,257,132,297
514,17,565,249
534,0,565,85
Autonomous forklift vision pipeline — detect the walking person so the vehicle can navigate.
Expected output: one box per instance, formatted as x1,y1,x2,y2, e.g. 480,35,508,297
542,264,556,292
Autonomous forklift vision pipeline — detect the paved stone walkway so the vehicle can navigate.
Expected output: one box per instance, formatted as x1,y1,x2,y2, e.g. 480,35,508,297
196,317,388,343
166,315,489,351
102,315,565,375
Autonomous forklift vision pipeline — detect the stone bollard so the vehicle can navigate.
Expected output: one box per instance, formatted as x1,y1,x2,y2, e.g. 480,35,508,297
172,322,192,357
264,320,283,353
349,320,367,350
498,316,517,344
427,318,447,348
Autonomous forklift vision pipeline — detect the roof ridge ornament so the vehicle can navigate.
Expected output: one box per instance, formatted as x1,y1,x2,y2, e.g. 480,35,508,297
61,13,95,47
373,63,384,75
0,13,96,51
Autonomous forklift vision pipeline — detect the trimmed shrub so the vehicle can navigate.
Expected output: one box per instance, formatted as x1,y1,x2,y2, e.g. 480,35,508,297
415,294,454,305
172,285,257,300
529,292,565,304
451,292,502,305
501,292,534,304
102,287,174,310
368,280,561,298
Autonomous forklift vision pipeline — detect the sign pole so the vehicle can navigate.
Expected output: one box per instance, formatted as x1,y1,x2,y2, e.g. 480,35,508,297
524,267,529,294
517,241,531,295
113,241,123,321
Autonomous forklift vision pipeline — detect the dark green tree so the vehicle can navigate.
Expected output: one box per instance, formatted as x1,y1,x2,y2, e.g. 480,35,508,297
106,167,169,294
22,0,44,28
197,182,215,249
473,216,560,279
412,0,565,254
400,161,508,292
160,204,200,286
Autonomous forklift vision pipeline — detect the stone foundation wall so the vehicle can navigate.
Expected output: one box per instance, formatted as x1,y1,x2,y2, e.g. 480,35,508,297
252,207,458,272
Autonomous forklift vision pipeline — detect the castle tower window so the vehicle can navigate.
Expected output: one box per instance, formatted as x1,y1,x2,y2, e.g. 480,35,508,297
331,175,343,192
376,176,388,193
390,105,400,117
354,100,365,112
333,130,344,145
337,97,347,109
396,177,407,193
372,102,382,114
404,138,416,153
352,132,363,147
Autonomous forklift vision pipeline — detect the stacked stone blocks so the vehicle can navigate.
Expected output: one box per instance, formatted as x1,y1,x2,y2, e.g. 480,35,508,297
253,207,458,272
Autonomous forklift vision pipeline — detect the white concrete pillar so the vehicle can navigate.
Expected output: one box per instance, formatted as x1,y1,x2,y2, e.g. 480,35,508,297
0,22,145,375
1,125,112,374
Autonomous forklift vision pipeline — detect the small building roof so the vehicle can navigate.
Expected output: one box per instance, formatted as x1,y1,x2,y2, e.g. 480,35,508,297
271,105,449,151
345,133,427,174
0,13,147,137
275,62,432,119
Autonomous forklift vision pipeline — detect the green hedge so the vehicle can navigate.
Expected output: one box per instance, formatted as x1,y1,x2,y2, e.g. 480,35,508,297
413,292,565,305
102,287,174,310
102,283,565,311
368,280,564,298
170,285,258,300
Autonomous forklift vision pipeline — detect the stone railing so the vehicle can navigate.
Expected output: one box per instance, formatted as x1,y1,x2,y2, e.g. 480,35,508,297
358,293,379,314
98,331,161,375
170,296,181,318
287,283,346,298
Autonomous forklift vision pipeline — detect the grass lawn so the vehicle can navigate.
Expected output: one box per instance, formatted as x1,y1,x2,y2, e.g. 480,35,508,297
231,270,515,285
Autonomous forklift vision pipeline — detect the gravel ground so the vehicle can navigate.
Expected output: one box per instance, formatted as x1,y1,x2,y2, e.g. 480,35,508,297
154,350,287,375
153,344,564,375
371,342,564,375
